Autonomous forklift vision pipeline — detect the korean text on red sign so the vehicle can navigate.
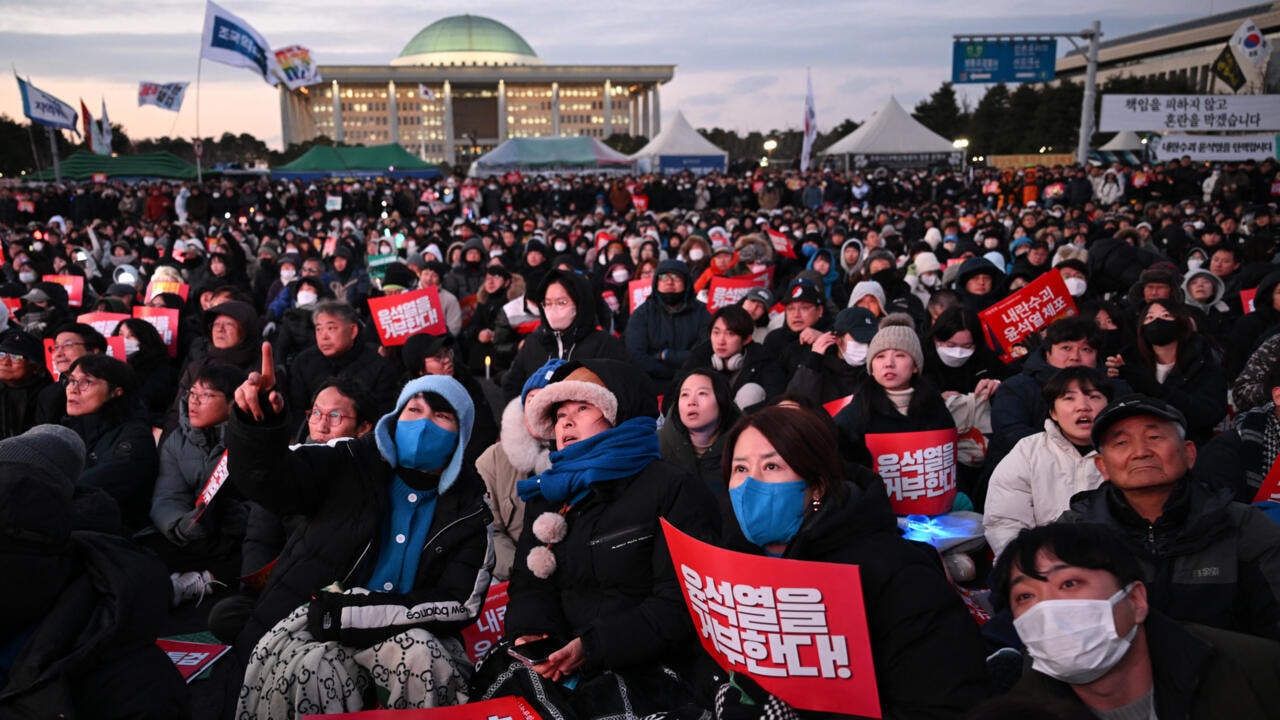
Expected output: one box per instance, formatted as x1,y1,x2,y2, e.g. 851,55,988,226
367,287,447,347
864,428,959,516
459,582,508,664
707,270,772,312
661,519,881,717
133,306,180,358
978,271,1076,362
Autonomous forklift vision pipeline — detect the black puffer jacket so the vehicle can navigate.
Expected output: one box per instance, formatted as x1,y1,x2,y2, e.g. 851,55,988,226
834,381,956,468
1059,479,1280,642
501,269,628,400
625,259,712,391
719,479,989,719
1115,333,1227,445
62,405,159,535
285,341,400,430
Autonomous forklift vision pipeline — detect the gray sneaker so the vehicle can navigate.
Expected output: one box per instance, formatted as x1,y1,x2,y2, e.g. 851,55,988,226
170,570,223,607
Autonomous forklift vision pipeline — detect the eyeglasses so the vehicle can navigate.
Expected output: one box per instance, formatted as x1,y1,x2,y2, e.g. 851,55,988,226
427,347,454,362
65,376,104,391
657,273,682,282
541,298,573,309
53,341,86,352
210,320,239,332
307,408,354,424
187,390,225,405
0,352,28,363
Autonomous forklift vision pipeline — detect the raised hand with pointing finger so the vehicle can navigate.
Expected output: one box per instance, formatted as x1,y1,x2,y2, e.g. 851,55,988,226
234,342,284,421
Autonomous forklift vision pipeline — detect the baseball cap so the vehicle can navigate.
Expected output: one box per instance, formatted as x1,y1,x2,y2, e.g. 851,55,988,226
742,287,773,308
833,307,878,342
780,278,823,306
1090,394,1187,448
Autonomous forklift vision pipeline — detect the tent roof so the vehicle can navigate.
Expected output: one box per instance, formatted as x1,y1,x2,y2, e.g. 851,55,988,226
30,151,199,180
1099,130,1146,151
471,137,634,172
630,111,728,160
822,97,957,155
273,143,440,179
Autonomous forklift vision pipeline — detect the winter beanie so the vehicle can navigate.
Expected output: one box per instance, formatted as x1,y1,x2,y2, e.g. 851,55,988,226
867,313,924,371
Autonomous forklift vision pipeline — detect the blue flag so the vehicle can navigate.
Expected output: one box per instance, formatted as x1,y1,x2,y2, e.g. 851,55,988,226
16,75,79,135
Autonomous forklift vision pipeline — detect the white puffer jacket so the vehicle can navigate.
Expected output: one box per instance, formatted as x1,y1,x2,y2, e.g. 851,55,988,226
983,419,1105,558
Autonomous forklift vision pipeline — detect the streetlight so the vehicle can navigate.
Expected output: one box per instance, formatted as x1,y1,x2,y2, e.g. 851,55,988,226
763,138,778,168
953,138,969,173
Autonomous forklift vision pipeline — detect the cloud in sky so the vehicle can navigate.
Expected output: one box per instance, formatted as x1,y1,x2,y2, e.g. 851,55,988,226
0,0,1263,150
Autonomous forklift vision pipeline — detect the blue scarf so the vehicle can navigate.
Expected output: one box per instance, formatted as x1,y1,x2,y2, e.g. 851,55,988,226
517,417,660,504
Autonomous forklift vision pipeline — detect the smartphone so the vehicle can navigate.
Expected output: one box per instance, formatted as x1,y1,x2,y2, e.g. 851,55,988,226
507,637,567,666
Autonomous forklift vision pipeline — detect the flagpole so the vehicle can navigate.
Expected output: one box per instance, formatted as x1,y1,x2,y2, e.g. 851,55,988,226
25,123,43,176
195,53,203,183
47,127,62,184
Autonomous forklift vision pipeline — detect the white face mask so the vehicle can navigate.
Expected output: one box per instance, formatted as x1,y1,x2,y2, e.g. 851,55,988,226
748,263,770,275
490,249,504,258
122,337,140,357
842,339,868,366
1186,258,1204,271
920,273,939,288
936,344,975,368
296,290,318,306
688,248,705,262
1014,583,1139,685
611,268,630,284
18,270,36,284
554,241,568,252
1064,277,1088,297
544,303,576,331
280,269,297,283
32,241,45,252
143,236,156,247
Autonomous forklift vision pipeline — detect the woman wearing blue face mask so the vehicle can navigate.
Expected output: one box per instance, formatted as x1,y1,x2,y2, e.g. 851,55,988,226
714,405,989,719
227,344,493,717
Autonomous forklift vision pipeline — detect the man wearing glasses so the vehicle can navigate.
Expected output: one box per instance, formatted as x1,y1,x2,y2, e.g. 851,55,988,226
286,300,398,433
35,322,108,425
0,330,51,440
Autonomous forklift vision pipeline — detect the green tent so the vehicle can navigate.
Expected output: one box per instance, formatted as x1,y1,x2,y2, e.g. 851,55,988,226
272,144,441,180
30,151,200,181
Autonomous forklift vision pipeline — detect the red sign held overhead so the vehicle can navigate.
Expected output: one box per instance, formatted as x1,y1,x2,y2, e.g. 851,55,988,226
367,287,447,347
628,278,653,313
865,429,960,516
662,519,881,717
133,306,180,358
707,269,773,312
43,274,84,308
146,279,190,302
632,194,650,213
765,229,797,260
77,311,130,338
978,271,1076,363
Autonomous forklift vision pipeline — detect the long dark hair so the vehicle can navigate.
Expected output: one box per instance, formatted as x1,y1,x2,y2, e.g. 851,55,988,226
1135,298,1193,369
664,368,740,435
722,406,847,507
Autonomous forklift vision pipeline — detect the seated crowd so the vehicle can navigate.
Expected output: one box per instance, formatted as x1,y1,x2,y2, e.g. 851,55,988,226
2,158,1280,719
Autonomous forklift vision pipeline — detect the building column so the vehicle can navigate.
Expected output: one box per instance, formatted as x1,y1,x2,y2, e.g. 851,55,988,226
602,80,613,138
641,86,650,138
630,91,638,135
443,80,455,166
387,81,400,145
551,82,561,136
497,79,508,141
279,85,295,147
331,80,344,144
651,83,661,137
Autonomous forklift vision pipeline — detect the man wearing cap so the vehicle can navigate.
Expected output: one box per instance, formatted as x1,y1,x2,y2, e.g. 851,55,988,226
0,330,52,440
738,287,775,344
625,259,710,394
287,300,398,434
1057,394,1280,642
787,306,876,406
763,277,835,385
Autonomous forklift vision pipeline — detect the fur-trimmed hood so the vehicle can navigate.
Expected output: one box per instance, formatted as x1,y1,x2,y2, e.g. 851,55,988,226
499,398,552,475
523,358,658,441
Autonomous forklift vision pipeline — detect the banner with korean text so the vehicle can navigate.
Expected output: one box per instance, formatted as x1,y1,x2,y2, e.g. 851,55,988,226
459,582,508,664
368,287,447,346
43,274,84,307
1100,94,1280,132
200,0,282,85
865,428,959,516
133,306,180,357
629,278,653,313
1151,133,1279,163
662,519,881,717
138,82,189,112
979,271,1076,363
77,311,130,338
707,270,772,312
146,279,191,302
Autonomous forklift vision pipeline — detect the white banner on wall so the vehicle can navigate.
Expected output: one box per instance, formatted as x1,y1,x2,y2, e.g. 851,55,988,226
1100,94,1280,132
1150,133,1279,162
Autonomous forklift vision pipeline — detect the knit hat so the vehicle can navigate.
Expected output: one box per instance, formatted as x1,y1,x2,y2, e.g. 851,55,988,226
0,424,84,546
524,364,619,440
521,358,567,406
736,242,769,265
848,280,886,311
742,287,773,308
382,262,418,290
867,313,924,371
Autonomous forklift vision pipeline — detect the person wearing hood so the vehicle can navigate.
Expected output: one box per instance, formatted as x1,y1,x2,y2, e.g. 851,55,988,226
839,237,866,289
625,259,712,394
476,359,718,718
229,347,494,714
169,299,265,433
0,330,52,441
905,250,943,308
443,238,488,300
711,405,988,718
953,256,1005,313
501,268,628,400
402,332,499,470
1181,267,1233,348
805,246,841,302
0,424,190,718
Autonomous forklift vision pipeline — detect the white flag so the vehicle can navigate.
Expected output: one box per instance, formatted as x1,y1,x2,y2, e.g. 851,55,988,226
419,83,436,101
1231,19,1272,68
138,82,189,112
200,0,282,85
800,70,817,172
16,75,79,135
99,97,113,153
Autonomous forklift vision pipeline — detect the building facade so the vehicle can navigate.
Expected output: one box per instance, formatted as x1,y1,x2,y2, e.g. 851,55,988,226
279,15,673,166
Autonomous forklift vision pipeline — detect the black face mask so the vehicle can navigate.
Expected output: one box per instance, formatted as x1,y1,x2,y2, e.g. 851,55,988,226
871,268,897,287
1142,318,1180,346
658,290,684,306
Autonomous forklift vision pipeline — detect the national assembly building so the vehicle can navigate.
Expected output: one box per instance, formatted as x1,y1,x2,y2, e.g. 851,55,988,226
278,14,674,166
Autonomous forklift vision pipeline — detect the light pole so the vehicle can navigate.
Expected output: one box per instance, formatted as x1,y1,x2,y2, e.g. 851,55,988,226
762,139,778,168
952,138,969,174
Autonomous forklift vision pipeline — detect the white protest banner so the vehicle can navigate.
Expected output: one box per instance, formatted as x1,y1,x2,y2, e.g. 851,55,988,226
16,75,79,134
1100,94,1280,132
200,1,282,85
138,82,189,112
1151,133,1279,162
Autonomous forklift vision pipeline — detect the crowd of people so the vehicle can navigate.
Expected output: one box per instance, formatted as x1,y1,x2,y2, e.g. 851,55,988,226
1,154,1280,719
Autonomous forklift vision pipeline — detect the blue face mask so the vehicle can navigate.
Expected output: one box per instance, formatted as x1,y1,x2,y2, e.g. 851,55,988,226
800,244,819,259
729,477,808,550
394,418,458,472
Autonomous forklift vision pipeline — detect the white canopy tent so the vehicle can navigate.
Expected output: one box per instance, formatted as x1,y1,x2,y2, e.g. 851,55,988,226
1099,130,1145,151
630,111,729,174
822,97,962,169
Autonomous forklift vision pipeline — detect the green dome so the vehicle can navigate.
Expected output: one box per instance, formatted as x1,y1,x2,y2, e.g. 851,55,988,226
397,15,537,60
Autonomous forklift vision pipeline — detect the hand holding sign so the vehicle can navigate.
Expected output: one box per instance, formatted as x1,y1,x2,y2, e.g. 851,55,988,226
234,342,282,421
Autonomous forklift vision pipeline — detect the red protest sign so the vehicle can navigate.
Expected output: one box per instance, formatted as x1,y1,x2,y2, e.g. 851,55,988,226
42,338,58,379
368,287,446,346
594,230,617,251
458,293,479,327
602,288,620,315
105,336,127,360
823,394,854,417
978,271,1076,363
191,450,230,524
92,172,108,183
77,311,130,338
662,519,881,717
459,581,508,664
865,429,959,516
43,274,84,307
157,639,232,684
707,271,772,312
133,306,180,358
1242,288,1257,314
1252,453,1280,504
765,229,797,260
146,279,190,302
302,696,542,720
1,297,20,315
632,194,650,213
628,278,653,313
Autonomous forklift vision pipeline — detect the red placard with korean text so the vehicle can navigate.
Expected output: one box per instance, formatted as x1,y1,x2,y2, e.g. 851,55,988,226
978,271,1076,363
864,428,959,516
459,582,509,664
191,450,230,524
133,306,180,358
157,639,232,683
368,287,446,346
1242,288,1257,314
632,194,650,213
765,229,797,260
42,338,59,379
707,270,773,312
1252,454,1280,504
77,311,130,338
146,279,190,302
628,278,653,313
43,274,84,307
303,696,542,720
662,519,880,717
